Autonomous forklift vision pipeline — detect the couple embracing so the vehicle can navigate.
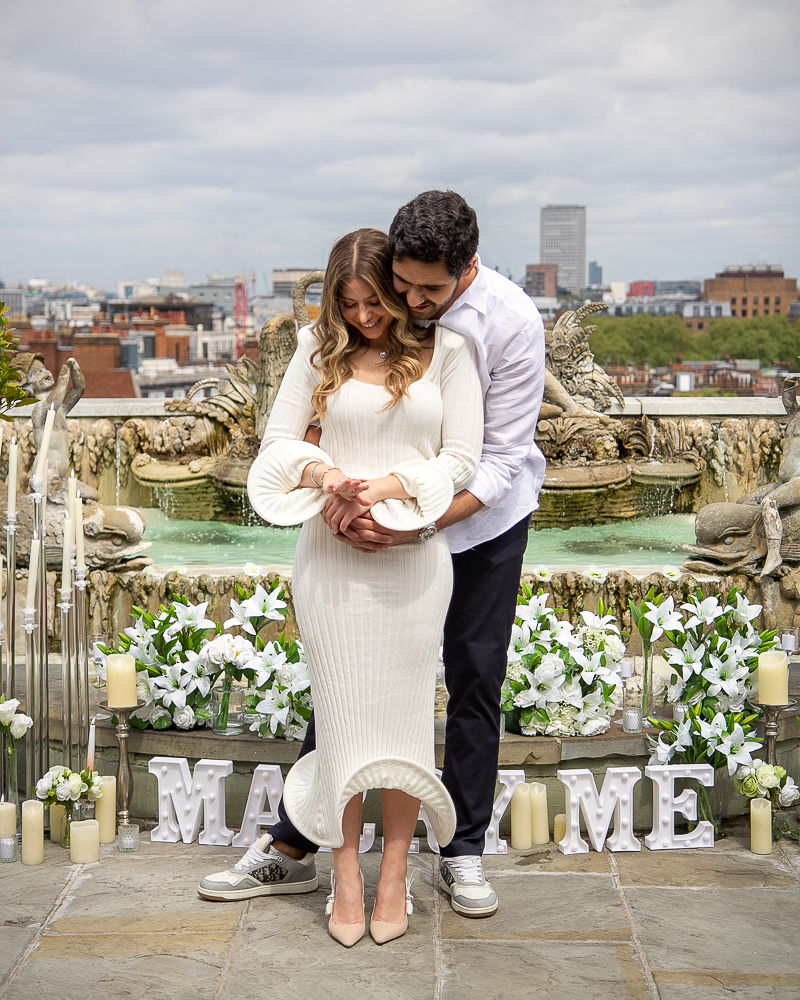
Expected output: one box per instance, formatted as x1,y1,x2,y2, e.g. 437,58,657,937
199,191,546,946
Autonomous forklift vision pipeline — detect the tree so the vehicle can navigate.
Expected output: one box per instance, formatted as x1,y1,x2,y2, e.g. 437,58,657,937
0,303,37,419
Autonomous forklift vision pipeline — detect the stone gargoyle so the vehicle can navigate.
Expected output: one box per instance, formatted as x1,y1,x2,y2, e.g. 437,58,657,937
683,375,800,580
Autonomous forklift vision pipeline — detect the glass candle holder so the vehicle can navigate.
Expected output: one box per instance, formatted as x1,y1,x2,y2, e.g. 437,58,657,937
118,823,140,852
0,836,17,862
80,800,96,821
622,706,643,733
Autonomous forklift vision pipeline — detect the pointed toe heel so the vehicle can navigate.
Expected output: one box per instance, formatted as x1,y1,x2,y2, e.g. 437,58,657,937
369,874,414,945
326,871,365,948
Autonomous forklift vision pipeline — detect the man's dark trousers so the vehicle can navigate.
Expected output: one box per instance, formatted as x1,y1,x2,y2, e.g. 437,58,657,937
268,514,531,856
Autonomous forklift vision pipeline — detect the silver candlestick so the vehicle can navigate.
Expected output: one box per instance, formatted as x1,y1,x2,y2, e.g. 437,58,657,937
22,606,38,799
99,700,145,827
73,568,89,768
30,480,49,778
57,587,75,772
757,700,798,767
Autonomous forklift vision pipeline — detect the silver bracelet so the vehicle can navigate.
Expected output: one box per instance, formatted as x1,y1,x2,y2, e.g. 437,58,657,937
309,462,330,488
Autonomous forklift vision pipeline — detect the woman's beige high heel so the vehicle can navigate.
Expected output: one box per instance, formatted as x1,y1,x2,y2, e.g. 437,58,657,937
326,871,365,948
369,875,414,945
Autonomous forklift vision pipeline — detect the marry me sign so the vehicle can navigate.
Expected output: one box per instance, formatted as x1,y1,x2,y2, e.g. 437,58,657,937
147,757,716,855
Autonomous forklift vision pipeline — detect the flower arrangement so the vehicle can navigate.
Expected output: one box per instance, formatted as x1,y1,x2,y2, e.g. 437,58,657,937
503,588,623,737
734,759,800,842
0,695,33,806
245,634,312,741
36,764,104,805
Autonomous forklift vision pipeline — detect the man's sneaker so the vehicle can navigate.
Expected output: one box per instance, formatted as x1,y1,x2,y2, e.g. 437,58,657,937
198,834,318,901
439,856,498,917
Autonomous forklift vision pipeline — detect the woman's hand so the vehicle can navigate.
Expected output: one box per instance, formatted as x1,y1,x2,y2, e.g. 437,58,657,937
322,470,369,502
324,494,374,534
351,474,409,507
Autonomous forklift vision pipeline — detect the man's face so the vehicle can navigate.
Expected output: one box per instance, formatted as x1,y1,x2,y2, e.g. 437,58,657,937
392,257,462,322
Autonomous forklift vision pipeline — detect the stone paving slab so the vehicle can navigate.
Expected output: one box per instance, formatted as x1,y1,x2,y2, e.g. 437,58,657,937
613,847,797,888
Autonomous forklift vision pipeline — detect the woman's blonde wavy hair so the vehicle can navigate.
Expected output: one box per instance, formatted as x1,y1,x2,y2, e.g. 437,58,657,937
310,228,426,421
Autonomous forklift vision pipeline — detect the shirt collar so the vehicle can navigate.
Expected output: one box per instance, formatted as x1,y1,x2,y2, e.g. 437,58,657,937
442,254,488,319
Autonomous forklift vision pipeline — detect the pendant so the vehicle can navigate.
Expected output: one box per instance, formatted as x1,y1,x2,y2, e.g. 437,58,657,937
378,351,387,359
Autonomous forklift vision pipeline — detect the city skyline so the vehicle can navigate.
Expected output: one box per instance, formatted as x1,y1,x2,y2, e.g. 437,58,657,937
1,0,798,293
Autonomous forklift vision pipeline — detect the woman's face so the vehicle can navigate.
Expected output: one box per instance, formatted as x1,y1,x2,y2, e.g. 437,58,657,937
338,277,392,342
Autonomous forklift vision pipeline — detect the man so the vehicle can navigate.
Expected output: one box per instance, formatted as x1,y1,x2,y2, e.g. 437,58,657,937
199,190,545,918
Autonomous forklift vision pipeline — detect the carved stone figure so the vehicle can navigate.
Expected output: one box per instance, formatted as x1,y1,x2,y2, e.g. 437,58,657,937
543,303,624,414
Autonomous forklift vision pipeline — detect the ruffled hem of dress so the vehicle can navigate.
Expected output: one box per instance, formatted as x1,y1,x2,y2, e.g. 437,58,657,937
283,750,456,850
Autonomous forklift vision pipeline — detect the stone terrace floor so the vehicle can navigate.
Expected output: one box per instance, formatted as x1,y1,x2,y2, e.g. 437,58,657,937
1,820,799,1000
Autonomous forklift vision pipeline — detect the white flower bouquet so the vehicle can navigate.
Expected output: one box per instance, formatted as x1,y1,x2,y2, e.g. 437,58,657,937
502,588,623,737
0,694,33,806
36,763,104,806
244,634,312,741
734,759,800,842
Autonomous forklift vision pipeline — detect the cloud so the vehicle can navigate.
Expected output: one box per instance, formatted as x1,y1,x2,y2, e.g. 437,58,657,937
0,0,798,288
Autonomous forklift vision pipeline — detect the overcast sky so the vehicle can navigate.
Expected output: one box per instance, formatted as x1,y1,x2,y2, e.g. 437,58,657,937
1,0,798,293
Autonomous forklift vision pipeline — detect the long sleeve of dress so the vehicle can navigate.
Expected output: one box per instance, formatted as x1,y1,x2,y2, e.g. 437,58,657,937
370,329,484,531
247,327,332,526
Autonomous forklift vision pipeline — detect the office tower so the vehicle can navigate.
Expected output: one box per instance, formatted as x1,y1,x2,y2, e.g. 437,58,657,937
588,261,602,286
525,264,558,298
540,205,587,295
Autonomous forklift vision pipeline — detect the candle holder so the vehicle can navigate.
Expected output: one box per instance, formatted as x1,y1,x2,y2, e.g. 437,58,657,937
98,700,145,827
57,587,75,772
757,700,798,767
0,835,17,862
4,510,18,707
73,568,90,769
22,606,38,801
118,823,140,852
30,483,50,780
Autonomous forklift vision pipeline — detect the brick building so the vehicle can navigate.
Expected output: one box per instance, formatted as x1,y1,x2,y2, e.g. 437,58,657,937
701,264,800,318
525,264,558,298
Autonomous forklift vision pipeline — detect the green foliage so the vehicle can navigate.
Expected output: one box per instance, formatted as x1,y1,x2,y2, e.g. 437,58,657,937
0,303,38,417
588,313,800,368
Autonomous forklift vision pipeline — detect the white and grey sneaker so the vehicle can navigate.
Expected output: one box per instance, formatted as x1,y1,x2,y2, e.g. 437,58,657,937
439,856,498,917
198,834,318,901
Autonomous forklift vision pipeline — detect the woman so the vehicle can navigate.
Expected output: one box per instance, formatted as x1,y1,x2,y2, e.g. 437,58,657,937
247,228,483,946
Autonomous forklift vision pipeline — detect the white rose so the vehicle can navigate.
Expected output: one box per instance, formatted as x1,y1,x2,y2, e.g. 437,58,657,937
0,698,20,725
67,773,84,799
36,774,53,798
88,781,104,801
755,765,780,790
173,705,196,730
580,718,610,737
150,706,173,727
55,780,72,802
9,713,33,739
778,778,800,807
275,667,296,687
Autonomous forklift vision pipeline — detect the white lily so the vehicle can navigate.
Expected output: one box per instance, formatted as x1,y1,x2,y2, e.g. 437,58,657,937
165,601,216,638
255,689,292,734
697,711,728,750
648,735,675,765
701,655,749,698
513,657,565,710
516,594,552,626
580,610,620,634
716,723,762,776
150,664,190,709
124,618,156,645
643,596,684,642
180,651,217,698
242,584,287,622
224,596,256,634
732,593,761,624
682,595,729,630
665,639,706,680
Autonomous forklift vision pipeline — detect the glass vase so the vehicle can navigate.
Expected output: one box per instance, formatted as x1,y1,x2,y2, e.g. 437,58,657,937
695,768,727,838
2,744,20,831
641,647,656,723
211,681,245,736
60,802,82,849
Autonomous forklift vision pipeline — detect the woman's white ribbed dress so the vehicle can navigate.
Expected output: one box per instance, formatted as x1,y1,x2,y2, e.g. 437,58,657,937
247,324,483,850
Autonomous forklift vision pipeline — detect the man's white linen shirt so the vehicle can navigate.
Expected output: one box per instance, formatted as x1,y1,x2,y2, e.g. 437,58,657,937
438,259,546,553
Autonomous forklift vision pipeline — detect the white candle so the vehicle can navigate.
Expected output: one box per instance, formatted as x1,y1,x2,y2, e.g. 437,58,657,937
510,783,532,850
553,813,567,845
25,535,39,608
21,799,44,865
61,515,73,592
781,633,796,653
750,798,772,855
67,470,77,523
758,649,789,705
49,802,66,842
0,798,16,838
529,781,549,844
69,818,100,864
95,776,116,844
34,404,55,480
87,716,96,771
7,437,17,515
106,654,137,708
75,493,86,572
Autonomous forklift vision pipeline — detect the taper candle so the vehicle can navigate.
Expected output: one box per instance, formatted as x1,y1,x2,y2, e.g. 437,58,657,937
529,781,549,844
106,654,137,708
21,799,44,865
553,813,567,844
49,802,66,843
25,534,39,608
95,776,116,843
0,797,16,838
69,819,100,864
510,783,533,850
67,470,77,523
7,436,17,515
750,798,772,854
87,716,96,771
758,649,789,705
75,492,86,571
34,404,55,480
61,515,73,591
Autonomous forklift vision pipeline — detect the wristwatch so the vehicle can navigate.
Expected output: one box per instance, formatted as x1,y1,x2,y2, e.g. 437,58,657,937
418,523,437,542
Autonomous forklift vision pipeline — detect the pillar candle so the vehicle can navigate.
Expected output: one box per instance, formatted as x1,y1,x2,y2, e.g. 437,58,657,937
69,819,100,864
25,535,39,608
6,436,17,515
530,781,549,844
106,654,137,708
21,799,44,865
758,649,789,705
34,404,55,480
0,798,16,838
510,782,533,850
553,813,567,844
49,802,66,843
95,776,116,843
75,493,86,571
750,798,772,855
61,515,73,591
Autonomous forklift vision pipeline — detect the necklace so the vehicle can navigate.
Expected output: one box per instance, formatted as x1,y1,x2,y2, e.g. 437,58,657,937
378,350,387,359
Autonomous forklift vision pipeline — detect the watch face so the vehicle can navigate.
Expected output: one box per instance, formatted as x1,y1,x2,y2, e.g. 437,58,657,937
419,524,437,541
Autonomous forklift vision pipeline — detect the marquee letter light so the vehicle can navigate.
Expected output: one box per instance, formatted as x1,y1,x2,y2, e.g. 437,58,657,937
233,764,286,848
484,770,527,855
645,764,715,851
148,757,234,846
556,767,642,854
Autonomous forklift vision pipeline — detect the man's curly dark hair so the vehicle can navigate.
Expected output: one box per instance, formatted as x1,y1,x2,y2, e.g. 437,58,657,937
388,190,479,278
